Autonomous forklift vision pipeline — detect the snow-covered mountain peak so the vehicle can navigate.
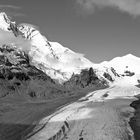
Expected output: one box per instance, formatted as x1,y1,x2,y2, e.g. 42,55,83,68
110,54,140,66
0,12,139,85
0,12,11,31
124,53,138,58
0,12,96,82
111,53,140,62
100,54,140,79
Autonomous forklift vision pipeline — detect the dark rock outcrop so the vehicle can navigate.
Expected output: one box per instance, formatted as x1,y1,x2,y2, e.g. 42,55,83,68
124,70,135,77
64,67,108,90
103,72,114,82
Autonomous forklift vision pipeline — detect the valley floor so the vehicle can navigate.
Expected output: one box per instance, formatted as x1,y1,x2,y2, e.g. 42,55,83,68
27,86,140,140
0,86,140,140
0,91,91,140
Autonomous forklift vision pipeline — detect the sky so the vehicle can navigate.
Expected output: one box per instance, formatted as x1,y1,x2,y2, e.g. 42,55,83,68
0,0,140,63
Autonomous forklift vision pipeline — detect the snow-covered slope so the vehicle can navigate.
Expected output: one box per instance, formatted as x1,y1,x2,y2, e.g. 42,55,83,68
99,54,140,86
101,54,140,75
0,12,95,83
0,12,140,86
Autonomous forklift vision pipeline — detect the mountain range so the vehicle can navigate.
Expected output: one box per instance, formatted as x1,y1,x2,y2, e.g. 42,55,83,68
0,12,140,99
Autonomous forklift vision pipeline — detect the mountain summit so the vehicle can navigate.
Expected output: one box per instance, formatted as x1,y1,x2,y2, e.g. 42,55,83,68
101,53,140,76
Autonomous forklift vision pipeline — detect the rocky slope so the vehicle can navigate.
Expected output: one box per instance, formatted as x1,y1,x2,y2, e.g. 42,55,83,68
0,43,109,100
0,44,68,99
64,67,108,90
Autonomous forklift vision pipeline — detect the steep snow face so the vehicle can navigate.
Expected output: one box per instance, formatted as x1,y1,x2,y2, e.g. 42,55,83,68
0,12,95,82
17,25,94,82
30,42,94,82
0,12,11,31
17,22,94,73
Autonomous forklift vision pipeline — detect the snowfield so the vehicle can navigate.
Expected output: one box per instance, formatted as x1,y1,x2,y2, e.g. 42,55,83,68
26,85,140,140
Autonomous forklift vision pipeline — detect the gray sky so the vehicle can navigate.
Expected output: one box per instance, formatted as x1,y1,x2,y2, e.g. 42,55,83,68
1,0,140,63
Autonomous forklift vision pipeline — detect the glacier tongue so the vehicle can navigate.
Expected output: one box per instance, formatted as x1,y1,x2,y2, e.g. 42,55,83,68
27,85,139,140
